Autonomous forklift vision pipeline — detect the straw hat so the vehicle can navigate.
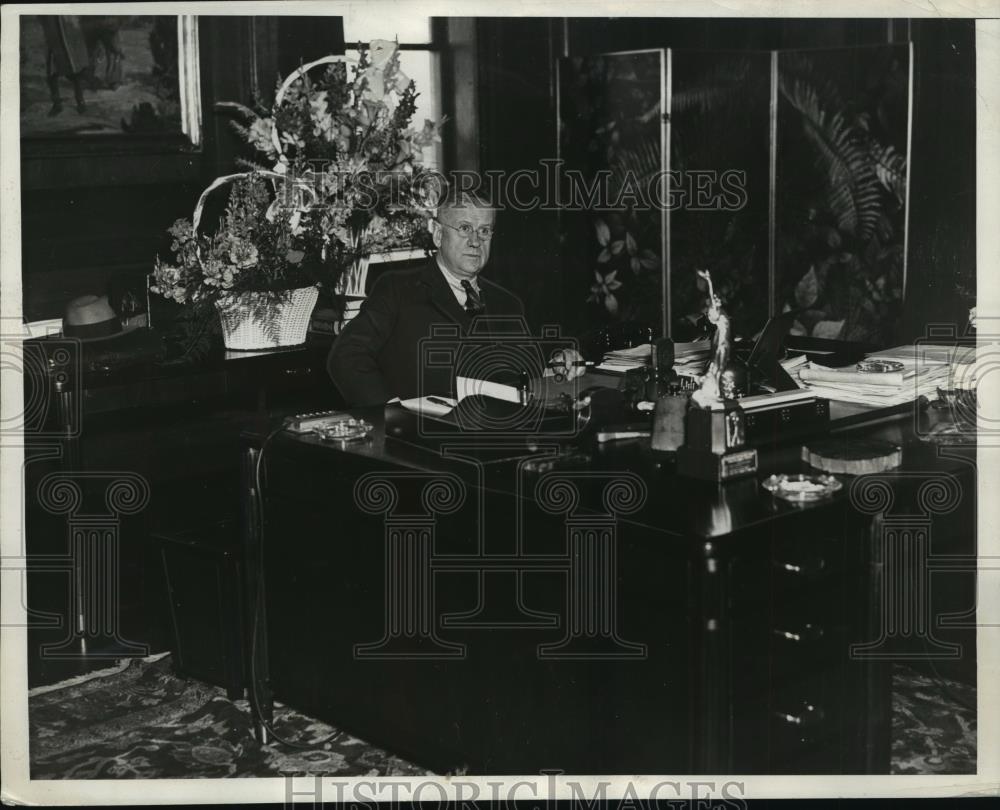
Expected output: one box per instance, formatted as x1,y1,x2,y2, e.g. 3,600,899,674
62,295,143,342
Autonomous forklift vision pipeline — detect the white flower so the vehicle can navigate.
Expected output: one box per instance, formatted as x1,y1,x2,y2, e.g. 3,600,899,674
368,40,397,69
228,242,258,270
587,270,622,315
247,117,276,156
309,91,336,140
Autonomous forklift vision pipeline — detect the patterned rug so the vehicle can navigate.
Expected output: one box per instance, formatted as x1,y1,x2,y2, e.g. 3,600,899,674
891,667,977,774
28,654,975,778
29,654,428,779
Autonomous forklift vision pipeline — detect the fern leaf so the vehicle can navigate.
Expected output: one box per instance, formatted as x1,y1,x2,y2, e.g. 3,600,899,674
780,75,883,240
869,141,907,205
611,135,661,188
671,58,753,115
227,119,251,141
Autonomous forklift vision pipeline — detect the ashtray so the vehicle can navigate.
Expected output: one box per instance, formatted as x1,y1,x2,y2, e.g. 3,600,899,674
313,418,373,443
917,421,977,445
935,386,977,407
856,359,904,373
761,473,843,503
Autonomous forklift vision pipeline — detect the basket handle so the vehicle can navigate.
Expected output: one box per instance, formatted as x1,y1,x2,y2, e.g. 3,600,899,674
191,170,299,274
271,55,358,158
192,173,251,235
191,170,294,234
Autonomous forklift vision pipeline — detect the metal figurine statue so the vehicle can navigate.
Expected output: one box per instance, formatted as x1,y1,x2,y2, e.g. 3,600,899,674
677,269,756,480
692,269,734,408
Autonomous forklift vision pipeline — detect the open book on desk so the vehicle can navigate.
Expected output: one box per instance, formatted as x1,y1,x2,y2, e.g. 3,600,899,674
398,376,522,417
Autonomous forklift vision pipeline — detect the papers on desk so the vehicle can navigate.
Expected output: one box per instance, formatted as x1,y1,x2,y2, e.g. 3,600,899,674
594,339,711,375
790,358,953,407
398,376,520,417
455,375,521,403
593,343,649,373
397,395,458,417
866,343,977,366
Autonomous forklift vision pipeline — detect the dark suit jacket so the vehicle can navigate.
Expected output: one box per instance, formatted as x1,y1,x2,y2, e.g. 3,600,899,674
327,260,527,405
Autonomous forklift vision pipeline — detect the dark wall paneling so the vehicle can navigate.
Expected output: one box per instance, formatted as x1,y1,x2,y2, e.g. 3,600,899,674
276,16,345,77
565,17,891,56
899,19,977,342
440,18,479,171
20,183,202,322
475,18,564,332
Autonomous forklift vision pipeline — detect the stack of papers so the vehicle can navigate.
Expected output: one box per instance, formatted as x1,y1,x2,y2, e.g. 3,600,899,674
865,343,977,367
593,343,651,373
594,340,711,375
791,357,954,407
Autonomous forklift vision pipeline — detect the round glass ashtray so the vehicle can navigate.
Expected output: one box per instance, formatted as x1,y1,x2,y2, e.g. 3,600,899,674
313,418,373,443
856,359,904,374
761,474,843,503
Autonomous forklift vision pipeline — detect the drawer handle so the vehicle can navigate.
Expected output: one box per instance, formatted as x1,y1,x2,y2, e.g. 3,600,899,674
774,702,825,728
775,556,826,576
772,623,825,643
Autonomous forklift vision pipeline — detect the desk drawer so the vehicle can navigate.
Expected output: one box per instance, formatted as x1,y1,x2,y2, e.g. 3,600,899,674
729,526,867,614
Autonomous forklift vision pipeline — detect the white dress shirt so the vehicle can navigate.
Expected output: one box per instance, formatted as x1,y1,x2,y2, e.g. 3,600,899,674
436,255,481,308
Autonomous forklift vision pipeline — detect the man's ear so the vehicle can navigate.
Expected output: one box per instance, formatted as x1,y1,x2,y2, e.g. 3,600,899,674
431,221,442,249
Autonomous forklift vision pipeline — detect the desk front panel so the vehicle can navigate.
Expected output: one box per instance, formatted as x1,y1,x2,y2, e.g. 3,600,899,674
259,437,886,774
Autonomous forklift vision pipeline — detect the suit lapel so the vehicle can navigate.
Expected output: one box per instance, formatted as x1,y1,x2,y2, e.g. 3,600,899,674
419,261,471,328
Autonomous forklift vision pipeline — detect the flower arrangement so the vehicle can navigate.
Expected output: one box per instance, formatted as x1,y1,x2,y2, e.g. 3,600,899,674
153,40,445,352
226,39,445,255
152,173,347,305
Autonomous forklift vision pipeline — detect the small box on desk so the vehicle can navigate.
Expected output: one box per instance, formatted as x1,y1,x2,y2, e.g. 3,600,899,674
740,393,830,448
677,403,758,481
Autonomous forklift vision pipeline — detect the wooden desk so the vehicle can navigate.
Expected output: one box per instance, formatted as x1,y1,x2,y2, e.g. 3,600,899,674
246,391,975,775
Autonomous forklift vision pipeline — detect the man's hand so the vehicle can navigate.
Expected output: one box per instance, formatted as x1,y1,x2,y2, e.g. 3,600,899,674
550,348,587,381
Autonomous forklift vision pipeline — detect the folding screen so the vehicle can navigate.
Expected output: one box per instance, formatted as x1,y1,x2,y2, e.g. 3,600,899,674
667,50,772,340
775,44,912,346
557,49,669,347
558,42,912,348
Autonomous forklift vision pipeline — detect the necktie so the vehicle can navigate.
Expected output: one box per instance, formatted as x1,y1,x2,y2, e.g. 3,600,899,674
461,280,485,315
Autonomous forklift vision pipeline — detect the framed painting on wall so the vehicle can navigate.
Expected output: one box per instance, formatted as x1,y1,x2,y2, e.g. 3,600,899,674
19,14,202,155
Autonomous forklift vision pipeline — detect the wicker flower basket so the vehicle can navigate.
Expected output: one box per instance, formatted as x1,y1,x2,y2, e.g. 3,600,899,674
214,286,319,351
191,173,321,351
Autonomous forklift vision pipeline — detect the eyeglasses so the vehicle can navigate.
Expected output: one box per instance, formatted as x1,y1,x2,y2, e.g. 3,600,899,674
434,218,496,241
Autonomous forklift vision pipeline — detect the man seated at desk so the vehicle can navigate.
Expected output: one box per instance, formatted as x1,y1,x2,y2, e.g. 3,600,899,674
327,188,583,405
